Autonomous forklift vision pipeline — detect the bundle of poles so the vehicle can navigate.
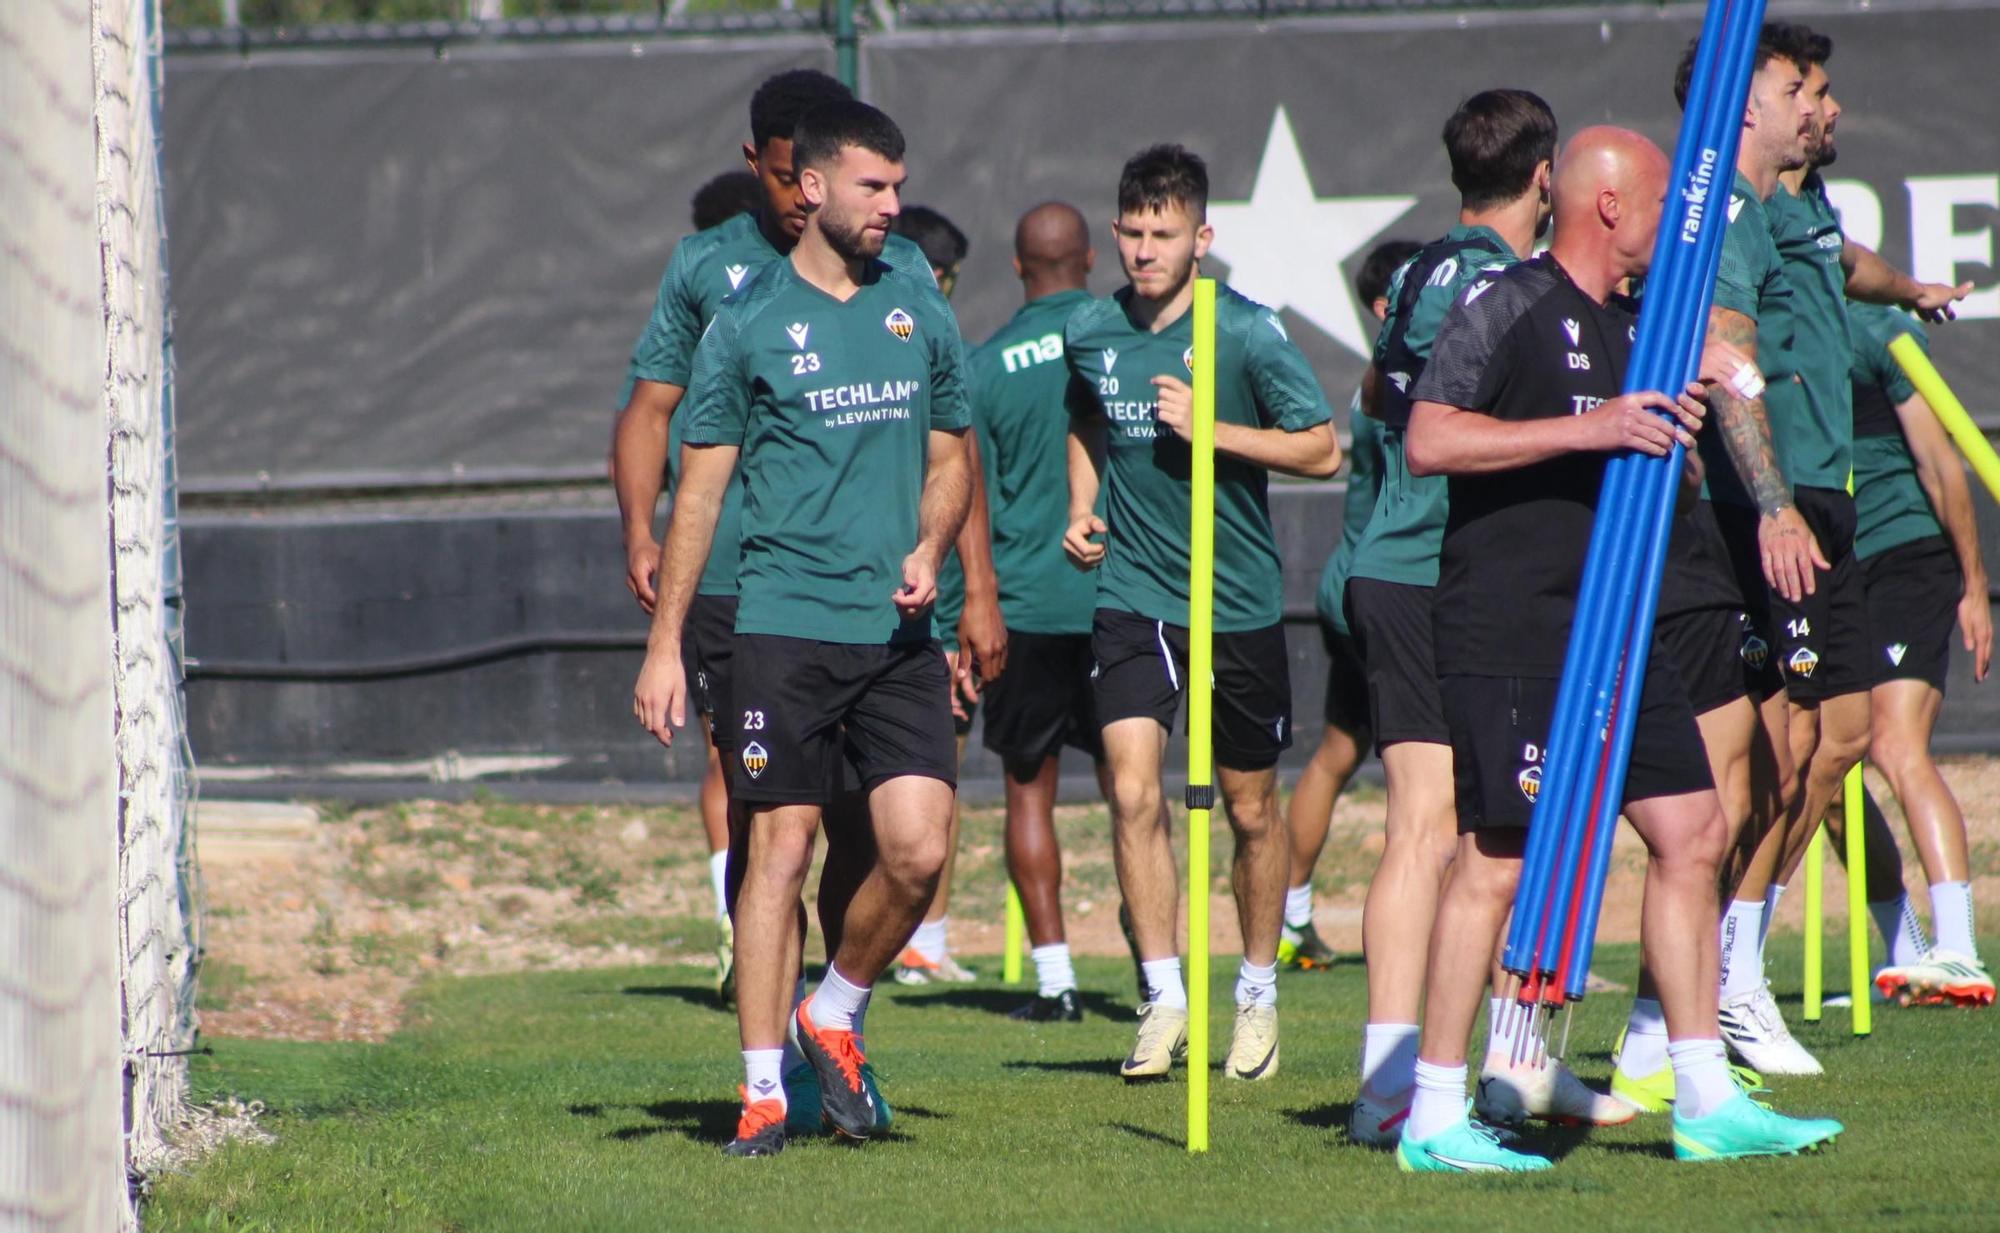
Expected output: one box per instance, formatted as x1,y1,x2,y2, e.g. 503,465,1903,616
1500,0,1769,1042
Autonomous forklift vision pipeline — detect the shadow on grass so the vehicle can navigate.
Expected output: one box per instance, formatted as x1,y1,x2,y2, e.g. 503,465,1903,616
890,986,1132,1020
569,1098,739,1144
622,984,730,1011
1110,1121,1185,1149
1001,1057,1124,1078
1284,1101,1354,1132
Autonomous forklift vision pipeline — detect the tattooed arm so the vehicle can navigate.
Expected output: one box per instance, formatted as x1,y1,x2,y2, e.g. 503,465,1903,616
1704,305,1828,603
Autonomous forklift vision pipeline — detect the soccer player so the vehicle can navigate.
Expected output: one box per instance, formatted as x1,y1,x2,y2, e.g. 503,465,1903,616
1694,25,1972,1071
1282,237,1421,972
1064,144,1340,1082
1398,125,1842,1172
888,204,1003,986
690,170,763,232
958,201,1112,1021
1844,304,1994,1005
633,99,972,1157
1345,91,1616,1143
613,70,921,1007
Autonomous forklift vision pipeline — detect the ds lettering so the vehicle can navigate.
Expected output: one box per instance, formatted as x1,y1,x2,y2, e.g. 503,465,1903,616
1566,351,1592,370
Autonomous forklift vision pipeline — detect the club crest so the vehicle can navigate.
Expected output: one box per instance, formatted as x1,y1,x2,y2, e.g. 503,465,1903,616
1787,646,1820,679
1517,763,1542,804
741,740,770,779
1739,632,1770,670
884,307,916,341
1183,347,1195,373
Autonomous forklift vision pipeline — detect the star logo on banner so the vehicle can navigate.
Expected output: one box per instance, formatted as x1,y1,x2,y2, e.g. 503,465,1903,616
1207,107,1420,358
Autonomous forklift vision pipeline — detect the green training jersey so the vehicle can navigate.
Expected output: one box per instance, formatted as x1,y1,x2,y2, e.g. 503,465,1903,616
969,288,1099,636
1316,393,1381,635
625,212,931,596
1064,283,1332,632
1704,171,1815,505
1766,173,1854,488
1349,224,1518,587
679,254,970,645
1849,302,1940,559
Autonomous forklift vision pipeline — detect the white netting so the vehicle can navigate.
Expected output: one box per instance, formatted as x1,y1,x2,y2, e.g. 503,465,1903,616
0,2,131,1229
96,0,198,1190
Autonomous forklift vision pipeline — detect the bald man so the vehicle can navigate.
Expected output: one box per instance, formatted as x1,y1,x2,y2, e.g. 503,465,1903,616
1397,127,1842,1172
961,203,1114,1020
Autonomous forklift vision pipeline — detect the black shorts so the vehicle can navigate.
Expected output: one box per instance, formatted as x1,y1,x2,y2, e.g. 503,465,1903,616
1863,535,1961,692
1345,577,1448,748
1090,608,1293,772
726,634,956,805
680,593,739,748
1319,620,1372,737
1719,488,1871,702
981,631,1102,767
1443,659,1713,834
1656,606,1783,715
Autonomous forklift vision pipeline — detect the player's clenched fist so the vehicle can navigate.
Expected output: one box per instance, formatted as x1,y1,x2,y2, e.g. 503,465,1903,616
1151,374,1194,442
632,650,687,747
892,551,938,619
1064,512,1107,571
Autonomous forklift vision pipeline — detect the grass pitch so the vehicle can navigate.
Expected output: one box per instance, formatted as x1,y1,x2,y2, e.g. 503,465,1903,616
147,941,1999,1232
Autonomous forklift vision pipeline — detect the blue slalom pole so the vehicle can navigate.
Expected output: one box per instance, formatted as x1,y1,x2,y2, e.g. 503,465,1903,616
1503,0,1737,984
1508,0,1762,992
1555,0,1769,998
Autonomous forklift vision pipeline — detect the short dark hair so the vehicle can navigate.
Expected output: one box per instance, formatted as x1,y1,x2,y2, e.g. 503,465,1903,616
1117,144,1208,220
790,99,906,175
1674,22,1828,109
690,170,763,231
749,68,851,150
1356,238,1424,307
891,206,969,269
1442,90,1558,212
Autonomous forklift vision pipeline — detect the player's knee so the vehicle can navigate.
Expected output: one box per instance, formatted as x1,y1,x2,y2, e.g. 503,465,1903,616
878,828,948,897
1867,723,1925,779
1108,772,1162,829
1655,802,1728,881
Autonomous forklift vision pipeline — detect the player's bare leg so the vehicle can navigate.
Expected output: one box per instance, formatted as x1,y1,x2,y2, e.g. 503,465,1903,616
1219,764,1287,1079
1005,755,1111,1021
1282,720,1365,968
899,729,972,983
1102,717,1188,1079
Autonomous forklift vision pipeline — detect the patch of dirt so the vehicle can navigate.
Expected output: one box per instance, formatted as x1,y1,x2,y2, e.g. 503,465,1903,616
194,757,2000,1042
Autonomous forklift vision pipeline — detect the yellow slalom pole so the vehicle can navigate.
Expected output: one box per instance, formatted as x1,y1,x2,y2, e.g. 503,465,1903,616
1803,830,1823,1021
1844,768,1873,1035
1004,883,1025,985
1185,278,1217,1154
1889,333,2000,504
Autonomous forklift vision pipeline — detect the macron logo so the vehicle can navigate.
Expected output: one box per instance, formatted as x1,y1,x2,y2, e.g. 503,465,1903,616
1562,318,1581,347
725,264,749,290
1888,643,1909,666
786,322,811,351
1102,348,1119,373
1728,196,1747,224
1466,281,1494,304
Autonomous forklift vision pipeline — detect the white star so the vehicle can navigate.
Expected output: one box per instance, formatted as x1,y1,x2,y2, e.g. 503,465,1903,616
1207,107,1420,358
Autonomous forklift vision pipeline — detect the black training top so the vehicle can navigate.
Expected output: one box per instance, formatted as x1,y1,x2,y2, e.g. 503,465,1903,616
1411,252,1640,678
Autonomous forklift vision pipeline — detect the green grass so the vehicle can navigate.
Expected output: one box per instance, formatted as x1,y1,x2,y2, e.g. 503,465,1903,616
147,940,2000,1231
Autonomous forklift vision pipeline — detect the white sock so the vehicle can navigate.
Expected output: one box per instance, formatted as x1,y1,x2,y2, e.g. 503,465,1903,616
1759,883,1787,949
1406,1059,1468,1142
850,987,872,1044
1667,1038,1736,1120
1718,899,1767,1000
781,977,808,1071
1235,959,1278,1008
1871,894,1931,966
1930,881,1977,958
1032,943,1077,998
708,850,729,922
908,917,948,964
1483,996,1534,1070
1282,882,1314,938
1359,1023,1419,1101
935,915,954,958
1141,957,1187,1009
1617,997,1669,1080
812,965,870,1032
744,1047,787,1110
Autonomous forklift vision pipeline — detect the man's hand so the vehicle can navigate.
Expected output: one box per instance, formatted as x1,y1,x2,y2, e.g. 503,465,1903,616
1758,506,1829,604
1913,280,1975,323
1151,375,1194,442
1960,578,1993,682
1064,512,1107,570
625,537,662,614
943,647,980,721
633,647,687,747
892,551,938,619
958,594,1008,683
1577,390,1700,456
